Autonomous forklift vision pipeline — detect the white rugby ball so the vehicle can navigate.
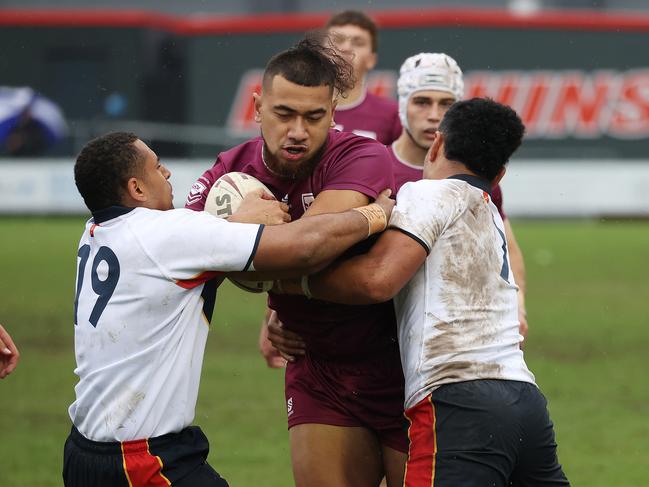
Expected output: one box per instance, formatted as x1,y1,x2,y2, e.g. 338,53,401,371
204,172,274,293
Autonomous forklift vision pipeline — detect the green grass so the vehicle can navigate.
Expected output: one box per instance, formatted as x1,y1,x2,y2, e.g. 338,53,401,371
0,217,648,486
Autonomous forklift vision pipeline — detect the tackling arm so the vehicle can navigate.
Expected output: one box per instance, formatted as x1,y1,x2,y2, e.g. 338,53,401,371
231,190,394,278
283,229,427,305
303,189,370,216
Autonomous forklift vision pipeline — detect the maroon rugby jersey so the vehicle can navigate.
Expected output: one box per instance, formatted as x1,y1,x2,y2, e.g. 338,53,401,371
334,92,402,145
388,144,507,219
186,130,397,359
388,145,423,194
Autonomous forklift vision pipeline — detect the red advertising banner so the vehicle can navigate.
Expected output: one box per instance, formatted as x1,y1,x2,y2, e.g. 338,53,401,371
228,69,649,140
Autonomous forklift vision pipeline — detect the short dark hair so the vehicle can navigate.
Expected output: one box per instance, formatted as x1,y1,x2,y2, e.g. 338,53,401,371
326,10,378,52
263,36,354,98
439,98,525,181
74,132,142,212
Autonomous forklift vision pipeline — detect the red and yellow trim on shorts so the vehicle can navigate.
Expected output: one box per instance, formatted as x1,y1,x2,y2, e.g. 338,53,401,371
120,438,171,487
404,395,437,487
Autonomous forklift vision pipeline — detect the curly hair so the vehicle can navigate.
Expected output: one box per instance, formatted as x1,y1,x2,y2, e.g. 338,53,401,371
74,132,142,212
439,98,525,181
263,35,355,98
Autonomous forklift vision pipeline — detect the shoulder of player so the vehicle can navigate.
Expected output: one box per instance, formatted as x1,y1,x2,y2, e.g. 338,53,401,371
329,129,388,153
325,131,391,168
364,92,398,109
365,93,399,107
397,179,467,208
215,137,263,169
128,207,222,229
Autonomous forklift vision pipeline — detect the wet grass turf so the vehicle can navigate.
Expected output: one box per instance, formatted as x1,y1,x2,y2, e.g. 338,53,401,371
0,217,647,486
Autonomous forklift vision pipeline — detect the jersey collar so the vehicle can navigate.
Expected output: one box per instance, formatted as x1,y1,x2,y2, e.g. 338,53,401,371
447,174,492,196
92,206,135,224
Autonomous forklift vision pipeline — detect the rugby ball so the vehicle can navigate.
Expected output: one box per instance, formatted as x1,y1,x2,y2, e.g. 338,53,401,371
204,172,274,293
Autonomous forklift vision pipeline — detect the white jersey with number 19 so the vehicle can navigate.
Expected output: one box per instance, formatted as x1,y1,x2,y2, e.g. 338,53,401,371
389,176,536,410
69,206,262,442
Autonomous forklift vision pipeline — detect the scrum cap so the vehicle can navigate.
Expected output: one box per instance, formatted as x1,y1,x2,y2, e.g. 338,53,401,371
397,53,464,130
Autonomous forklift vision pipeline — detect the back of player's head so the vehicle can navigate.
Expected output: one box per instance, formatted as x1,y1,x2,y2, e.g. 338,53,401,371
263,36,354,97
398,53,464,129
326,10,378,52
75,132,142,212
439,98,525,181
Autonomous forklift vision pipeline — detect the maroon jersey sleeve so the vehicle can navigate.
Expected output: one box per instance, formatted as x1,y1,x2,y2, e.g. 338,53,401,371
184,139,266,211
184,159,227,211
491,183,507,220
320,134,395,198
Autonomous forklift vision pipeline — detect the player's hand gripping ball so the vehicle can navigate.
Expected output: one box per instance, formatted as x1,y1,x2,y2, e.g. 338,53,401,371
204,172,275,293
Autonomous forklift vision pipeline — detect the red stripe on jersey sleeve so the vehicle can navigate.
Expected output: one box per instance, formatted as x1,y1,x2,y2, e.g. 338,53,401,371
121,439,171,486
175,271,224,289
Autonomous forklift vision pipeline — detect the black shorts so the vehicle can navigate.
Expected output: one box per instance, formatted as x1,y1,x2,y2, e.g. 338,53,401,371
63,425,229,487
403,380,570,487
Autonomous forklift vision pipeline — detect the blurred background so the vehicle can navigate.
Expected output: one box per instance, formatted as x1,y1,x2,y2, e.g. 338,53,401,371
1,0,649,215
1,2,648,486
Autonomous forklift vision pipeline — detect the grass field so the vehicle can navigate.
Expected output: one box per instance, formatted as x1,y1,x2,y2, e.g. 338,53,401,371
0,217,647,486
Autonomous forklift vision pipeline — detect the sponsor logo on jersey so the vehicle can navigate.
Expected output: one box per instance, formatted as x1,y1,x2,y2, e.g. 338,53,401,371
186,180,207,206
301,193,314,212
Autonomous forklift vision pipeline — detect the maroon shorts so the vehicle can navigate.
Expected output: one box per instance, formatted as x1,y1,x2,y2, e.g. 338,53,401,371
284,348,409,453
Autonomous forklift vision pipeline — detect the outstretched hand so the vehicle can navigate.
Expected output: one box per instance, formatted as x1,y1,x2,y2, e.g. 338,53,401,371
0,324,20,379
229,189,291,226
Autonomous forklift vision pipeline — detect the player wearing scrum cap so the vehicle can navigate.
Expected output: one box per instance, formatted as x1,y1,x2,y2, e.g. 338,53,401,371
390,52,529,340
325,10,402,144
186,38,407,487
64,132,394,486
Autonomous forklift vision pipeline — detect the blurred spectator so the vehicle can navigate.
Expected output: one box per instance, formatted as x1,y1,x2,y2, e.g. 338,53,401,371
324,10,402,144
0,86,68,156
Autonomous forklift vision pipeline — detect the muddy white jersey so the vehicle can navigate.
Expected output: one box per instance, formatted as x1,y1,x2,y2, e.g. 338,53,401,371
390,176,535,409
69,206,262,441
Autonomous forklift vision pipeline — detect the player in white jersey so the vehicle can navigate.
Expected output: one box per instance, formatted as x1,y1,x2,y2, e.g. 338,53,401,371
64,132,394,487
275,98,570,486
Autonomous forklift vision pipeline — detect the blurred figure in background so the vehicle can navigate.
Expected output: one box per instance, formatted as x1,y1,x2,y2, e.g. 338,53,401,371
325,10,402,144
0,86,68,156
0,324,20,379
